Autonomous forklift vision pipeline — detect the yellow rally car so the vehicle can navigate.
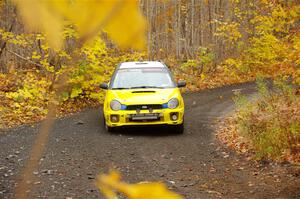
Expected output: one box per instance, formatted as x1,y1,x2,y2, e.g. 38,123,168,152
100,61,186,133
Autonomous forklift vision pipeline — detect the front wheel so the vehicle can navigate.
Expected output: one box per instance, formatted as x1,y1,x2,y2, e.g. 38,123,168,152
105,123,116,132
103,115,116,133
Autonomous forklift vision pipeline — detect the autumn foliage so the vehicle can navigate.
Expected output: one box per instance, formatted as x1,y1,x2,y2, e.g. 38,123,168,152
0,31,145,128
0,0,300,198
1,0,300,129
218,78,300,164
216,0,300,164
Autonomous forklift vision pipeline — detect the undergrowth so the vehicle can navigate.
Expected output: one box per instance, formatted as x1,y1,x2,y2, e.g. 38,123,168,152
0,49,145,129
233,77,300,162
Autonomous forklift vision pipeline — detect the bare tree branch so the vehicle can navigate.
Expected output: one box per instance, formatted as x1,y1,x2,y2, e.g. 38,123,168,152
6,49,44,69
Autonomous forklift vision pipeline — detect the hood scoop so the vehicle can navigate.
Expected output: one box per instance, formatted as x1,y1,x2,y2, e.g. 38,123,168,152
131,90,156,93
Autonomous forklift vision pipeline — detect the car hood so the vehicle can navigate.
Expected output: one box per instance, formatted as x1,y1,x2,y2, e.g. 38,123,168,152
108,88,179,105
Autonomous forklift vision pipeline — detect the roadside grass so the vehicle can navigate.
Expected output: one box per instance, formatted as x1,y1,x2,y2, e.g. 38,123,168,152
217,78,300,164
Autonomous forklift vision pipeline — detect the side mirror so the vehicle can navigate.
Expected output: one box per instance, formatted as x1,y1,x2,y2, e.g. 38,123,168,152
177,80,186,88
100,83,108,89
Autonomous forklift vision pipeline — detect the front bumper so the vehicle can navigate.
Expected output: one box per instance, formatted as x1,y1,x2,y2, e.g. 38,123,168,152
104,108,184,127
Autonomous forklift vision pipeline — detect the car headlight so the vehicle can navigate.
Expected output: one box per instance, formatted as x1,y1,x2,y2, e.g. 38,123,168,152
110,100,122,111
168,98,179,109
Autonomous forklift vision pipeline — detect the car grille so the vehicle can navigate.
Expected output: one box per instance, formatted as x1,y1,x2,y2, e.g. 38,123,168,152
126,104,163,110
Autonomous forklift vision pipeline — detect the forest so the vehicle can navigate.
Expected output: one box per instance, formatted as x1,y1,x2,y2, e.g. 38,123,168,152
0,0,300,199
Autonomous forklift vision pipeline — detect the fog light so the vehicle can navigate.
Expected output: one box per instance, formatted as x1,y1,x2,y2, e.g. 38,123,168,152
170,113,178,121
110,115,119,122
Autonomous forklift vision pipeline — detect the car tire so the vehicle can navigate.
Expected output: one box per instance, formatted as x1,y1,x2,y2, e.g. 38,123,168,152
105,123,116,133
173,123,184,134
103,114,115,133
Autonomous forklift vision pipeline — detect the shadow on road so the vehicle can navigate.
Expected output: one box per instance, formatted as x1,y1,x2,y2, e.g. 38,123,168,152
108,126,183,137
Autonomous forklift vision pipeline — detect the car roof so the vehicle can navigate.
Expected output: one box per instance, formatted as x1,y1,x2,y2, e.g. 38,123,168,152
119,61,166,69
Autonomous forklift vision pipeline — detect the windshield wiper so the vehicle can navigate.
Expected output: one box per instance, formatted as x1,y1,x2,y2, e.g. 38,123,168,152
130,86,165,89
111,87,129,90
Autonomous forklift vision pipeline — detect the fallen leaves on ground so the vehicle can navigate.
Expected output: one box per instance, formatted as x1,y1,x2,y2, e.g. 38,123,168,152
216,95,300,165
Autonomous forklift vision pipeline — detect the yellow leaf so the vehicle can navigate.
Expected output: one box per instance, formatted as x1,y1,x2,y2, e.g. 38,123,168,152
103,1,147,50
12,0,146,50
97,171,183,199
200,73,205,80
13,0,63,49
32,51,41,59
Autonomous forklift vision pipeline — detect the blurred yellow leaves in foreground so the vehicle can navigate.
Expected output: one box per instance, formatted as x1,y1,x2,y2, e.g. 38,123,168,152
97,171,183,199
12,0,146,50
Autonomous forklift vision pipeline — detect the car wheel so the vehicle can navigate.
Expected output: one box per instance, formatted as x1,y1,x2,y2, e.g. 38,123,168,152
105,123,115,132
103,115,117,133
172,123,184,134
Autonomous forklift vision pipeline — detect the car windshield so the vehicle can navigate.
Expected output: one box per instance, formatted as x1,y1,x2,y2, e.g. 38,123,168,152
111,67,175,89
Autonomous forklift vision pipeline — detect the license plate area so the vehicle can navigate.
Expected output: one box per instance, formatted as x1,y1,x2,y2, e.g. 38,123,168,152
129,113,160,121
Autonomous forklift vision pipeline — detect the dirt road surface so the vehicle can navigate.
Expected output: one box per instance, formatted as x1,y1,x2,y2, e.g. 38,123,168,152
1,83,299,199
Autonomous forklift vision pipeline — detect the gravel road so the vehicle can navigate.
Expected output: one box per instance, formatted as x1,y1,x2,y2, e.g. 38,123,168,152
1,82,299,199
